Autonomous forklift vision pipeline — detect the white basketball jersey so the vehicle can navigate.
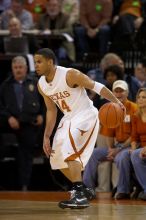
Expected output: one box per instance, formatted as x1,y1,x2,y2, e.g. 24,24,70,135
38,66,95,116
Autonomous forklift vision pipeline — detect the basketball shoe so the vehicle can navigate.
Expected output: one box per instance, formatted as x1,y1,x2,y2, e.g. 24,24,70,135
58,189,89,209
83,187,96,200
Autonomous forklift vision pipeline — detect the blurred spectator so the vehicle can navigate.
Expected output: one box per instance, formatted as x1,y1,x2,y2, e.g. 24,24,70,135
131,88,146,200
100,53,125,72
94,66,127,192
0,56,44,190
37,0,75,62
83,80,138,199
135,1,146,52
0,0,34,30
61,0,79,25
24,0,47,26
87,53,124,85
111,0,146,51
86,55,139,190
134,63,146,88
87,52,140,101
0,17,39,54
75,0,113,60
103,65,124,90
87,65,124,109
0,0,11,14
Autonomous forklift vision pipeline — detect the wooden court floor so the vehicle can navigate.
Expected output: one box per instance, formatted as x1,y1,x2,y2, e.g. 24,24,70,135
0,191,146,220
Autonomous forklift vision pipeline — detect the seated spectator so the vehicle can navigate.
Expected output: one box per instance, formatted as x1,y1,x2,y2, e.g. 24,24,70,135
0,0,11,14
61,0,79,26
111,0,146,51
87,53,125,85
131,88,146,200
87,65,124,192
134,63,146,88
83,80,137,199
0,0,34,30
0,56,44,190
24,0,47,26
103,65,124,91
0,17,39,54
75,0,113,60
37,0,76,62
87,52,140,101
134,1,146,52
87,65,124,109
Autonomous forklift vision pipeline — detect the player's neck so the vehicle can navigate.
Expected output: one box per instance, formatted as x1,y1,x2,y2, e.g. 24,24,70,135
46,66,57,83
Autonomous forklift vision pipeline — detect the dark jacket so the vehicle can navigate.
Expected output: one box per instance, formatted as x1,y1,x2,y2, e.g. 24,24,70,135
0,34,40,55
0,74,43,124
38,12,73,36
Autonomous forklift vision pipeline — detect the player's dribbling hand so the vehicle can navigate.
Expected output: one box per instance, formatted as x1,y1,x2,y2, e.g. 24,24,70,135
43,137,55,158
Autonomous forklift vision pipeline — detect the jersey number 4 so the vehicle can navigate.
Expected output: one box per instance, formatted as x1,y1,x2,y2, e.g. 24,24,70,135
56,100,71,112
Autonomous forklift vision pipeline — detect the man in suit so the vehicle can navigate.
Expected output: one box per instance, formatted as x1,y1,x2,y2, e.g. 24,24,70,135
0,56,44,190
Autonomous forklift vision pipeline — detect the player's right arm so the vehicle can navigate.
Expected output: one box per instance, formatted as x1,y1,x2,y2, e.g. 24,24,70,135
67,69,123,106
38,84,57,157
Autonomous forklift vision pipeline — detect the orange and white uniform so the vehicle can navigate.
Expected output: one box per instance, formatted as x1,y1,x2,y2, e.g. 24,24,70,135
38,66,100,170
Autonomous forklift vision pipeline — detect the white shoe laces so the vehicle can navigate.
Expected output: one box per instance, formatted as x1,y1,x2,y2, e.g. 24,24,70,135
70,190,76,199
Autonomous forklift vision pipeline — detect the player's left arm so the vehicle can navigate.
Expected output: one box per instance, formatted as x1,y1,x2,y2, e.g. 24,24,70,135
67,69,122,105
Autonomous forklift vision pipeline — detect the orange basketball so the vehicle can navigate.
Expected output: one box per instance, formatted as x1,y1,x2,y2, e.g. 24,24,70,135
98,102,125,128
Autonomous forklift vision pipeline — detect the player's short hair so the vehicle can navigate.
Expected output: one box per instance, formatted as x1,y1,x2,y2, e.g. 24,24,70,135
35,48,56,64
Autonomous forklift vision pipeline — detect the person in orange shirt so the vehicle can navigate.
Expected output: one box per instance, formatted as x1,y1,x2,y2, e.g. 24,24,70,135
24,0,47,25
83,80,137,199
131,88,146,200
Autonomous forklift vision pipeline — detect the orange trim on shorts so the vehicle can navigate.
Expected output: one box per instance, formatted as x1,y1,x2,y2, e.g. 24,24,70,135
65,119,97,166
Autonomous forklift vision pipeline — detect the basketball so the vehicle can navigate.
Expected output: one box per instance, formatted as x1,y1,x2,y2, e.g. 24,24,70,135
98,102,124,128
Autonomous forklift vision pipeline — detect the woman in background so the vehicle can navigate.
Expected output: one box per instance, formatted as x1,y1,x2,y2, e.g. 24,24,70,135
131,88,146,200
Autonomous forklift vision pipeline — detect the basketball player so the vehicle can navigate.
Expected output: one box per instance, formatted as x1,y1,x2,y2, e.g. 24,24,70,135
34,48,124,209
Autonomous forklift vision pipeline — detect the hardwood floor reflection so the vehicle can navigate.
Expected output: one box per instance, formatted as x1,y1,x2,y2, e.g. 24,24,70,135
0,192,146,220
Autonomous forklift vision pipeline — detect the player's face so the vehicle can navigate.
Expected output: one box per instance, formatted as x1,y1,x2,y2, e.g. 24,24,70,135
34,55,51,76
